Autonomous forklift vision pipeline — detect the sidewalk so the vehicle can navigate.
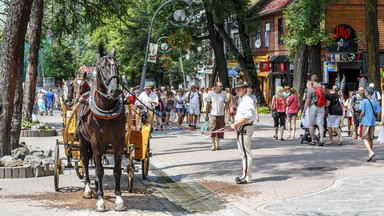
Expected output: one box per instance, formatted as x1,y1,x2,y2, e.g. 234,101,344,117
150,114,384,215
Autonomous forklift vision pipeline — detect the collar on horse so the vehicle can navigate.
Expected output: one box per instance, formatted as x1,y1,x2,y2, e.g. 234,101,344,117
88,55,124,120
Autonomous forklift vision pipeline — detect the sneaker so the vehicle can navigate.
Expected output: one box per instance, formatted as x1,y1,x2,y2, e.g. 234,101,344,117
211,146,216,151
353,134,358,139
367,152,375,162
216,146,222,150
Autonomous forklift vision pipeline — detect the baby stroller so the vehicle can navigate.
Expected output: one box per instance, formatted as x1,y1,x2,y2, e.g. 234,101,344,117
300,123,320,144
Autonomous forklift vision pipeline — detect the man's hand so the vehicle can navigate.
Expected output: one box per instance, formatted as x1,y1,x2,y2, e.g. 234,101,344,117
256,116,259,123
302,111,306,118
205,115,209,121
230,124,236,130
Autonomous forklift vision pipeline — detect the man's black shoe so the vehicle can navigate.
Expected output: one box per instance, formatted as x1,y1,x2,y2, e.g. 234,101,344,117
235,176,243,181
236,178,248,184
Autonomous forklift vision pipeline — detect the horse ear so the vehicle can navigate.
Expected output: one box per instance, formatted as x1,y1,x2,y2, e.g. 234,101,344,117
83,72,87,79
111,46,116,56
62,79,65,84
99,44,104,56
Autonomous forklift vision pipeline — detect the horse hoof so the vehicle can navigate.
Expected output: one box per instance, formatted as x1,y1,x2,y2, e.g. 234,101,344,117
91,190,98,198
83,193,92,199
96,200,106,212
115,196,124,211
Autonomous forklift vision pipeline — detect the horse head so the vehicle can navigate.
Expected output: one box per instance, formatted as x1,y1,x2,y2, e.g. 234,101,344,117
74,72,91,101
62,78,74,106
96,44,120,100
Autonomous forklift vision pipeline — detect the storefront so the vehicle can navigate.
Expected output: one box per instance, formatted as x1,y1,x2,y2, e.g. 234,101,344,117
268,55,293,100
323,24,366,93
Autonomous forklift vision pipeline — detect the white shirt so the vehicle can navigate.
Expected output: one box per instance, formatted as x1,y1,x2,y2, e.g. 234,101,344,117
138,91,159,109
206,91,228,116
235,94,256,124
188,91,200,107
203,92,209,102
373,91,381,101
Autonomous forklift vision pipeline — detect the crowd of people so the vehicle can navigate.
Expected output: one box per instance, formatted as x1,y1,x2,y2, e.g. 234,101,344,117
272,74,382,162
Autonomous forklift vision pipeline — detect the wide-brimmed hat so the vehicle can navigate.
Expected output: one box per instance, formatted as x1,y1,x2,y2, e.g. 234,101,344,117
144,84,151,89
235,81,249,88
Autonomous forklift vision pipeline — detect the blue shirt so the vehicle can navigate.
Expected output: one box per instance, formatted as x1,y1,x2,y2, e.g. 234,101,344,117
359,98,382,126
45,92,55,103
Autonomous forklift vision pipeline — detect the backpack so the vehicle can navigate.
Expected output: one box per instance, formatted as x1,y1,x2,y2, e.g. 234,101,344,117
188,91,200,105
312,86,326,107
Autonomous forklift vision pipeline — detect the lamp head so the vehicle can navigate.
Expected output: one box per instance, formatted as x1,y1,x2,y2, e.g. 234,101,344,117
173,9,186,22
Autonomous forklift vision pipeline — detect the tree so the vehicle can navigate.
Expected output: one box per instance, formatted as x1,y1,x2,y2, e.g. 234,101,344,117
0,0,33,156
284,0,335,98
207,0,267,106
23,0,45,122
365,0,380,90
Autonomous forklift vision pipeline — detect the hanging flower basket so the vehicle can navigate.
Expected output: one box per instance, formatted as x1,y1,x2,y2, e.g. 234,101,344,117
168,30,192,50
159,55,174,69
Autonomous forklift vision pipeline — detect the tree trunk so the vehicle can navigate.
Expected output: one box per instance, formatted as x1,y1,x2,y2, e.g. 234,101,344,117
293,44,309,105
215,22,267,106
308,43,321,78
22,0,44,122
209,65,218,88
11,50,25,149
0,0,33,156
205,10,230,88
130,70,136,86
365,0,380,89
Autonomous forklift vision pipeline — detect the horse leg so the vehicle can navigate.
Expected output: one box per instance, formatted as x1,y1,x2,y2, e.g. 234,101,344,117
83,148,92,199
114,150,124,211
94,153,106,212
79,137,92,199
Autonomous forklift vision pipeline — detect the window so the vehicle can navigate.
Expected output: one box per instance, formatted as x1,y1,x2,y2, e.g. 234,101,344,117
256,24,261,40
265,23,270,48
278,18,284,45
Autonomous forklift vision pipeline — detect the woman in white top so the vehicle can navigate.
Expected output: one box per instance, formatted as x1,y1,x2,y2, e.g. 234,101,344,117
175,89,186,128
344,91,354,137
36,90,46,116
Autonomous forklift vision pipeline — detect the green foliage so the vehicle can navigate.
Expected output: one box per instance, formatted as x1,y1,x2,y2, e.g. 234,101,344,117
283,0,336,50
43,39,76,80
21,119,38,130
258,107,271,114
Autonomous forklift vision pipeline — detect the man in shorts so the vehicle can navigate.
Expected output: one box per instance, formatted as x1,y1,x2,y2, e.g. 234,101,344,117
350,86,365,139
45,88,55,116
187,85,202,129
302,75,326,145
205,82,229,151
359,86,381,162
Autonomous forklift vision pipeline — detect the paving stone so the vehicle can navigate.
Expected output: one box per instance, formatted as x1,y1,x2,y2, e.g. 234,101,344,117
4,167,12,178
0,167,4,179
25,165,33,178
12,167,20,178
19,166,26,178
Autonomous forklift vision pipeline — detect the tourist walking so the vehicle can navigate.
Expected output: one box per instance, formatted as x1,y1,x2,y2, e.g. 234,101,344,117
163,88,176,130
175,89,186,129
302,75,326,146
154,92,164,130
286,87,300,139
230,81,256,184
358,86,382,161
344,91,354,137
205,82,229,151
187,85,202,129
36,89,46,116
271,86,287,141
350,86,365,139
324,83,345,145
45,88,55,116
247,85,259,123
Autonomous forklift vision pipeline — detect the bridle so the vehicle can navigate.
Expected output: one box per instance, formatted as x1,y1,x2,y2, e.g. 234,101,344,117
95,55,120,97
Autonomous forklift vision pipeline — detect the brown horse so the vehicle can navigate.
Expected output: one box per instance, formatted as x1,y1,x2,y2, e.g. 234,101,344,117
73,72,91,102
76,45,126,211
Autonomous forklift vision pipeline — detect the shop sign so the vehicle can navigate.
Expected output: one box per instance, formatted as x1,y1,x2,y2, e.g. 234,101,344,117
325,53,362,63
259,61,270,72
329,24,358,53
280,63,285,72
255,39,262,49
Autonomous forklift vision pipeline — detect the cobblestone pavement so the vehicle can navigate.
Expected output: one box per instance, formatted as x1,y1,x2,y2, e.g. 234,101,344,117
259,173,384,215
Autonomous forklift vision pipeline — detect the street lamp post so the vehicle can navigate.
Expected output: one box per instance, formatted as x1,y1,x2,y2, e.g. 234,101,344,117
139,0,193,93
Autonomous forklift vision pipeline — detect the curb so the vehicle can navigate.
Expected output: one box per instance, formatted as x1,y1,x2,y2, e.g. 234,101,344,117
20,130,57,137
0,164,53,179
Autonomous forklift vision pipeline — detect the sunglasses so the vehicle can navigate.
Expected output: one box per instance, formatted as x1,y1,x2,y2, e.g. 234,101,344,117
217,86,223,88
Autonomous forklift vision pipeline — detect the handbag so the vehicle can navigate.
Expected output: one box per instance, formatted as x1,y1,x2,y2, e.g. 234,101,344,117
377,126,384,143
272,96,280,118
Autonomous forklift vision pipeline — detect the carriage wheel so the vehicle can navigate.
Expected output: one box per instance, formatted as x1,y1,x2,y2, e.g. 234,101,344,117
142,140,150,180
75,159,84,179
127,147,134,193
54,140,61,191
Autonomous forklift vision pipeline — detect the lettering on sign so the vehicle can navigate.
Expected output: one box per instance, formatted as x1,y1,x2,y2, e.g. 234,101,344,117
329,24,357,53
259,61,270,72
